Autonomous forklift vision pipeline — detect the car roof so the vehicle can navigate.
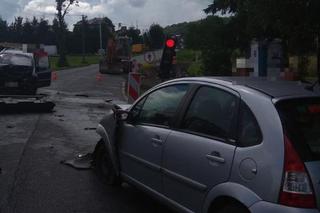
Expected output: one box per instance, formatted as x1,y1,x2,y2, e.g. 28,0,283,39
167,77,319,98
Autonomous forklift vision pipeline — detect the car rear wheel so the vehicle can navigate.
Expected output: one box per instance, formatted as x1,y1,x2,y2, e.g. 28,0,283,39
215,203,249,213
93,140,121,186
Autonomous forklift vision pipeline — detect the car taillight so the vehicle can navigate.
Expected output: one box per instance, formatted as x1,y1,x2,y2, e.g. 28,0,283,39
279,136,316,209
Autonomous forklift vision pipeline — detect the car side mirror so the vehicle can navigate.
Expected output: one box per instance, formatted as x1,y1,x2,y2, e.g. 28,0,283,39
116,110,131,122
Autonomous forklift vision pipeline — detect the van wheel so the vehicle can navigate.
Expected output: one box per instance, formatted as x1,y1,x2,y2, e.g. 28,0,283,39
93,140,121,186
216,203,249,213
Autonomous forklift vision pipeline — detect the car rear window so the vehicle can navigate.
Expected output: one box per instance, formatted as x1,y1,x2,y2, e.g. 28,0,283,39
0,53,32,67
276,98,320,161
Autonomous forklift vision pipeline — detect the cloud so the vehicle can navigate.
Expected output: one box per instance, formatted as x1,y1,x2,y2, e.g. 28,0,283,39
23,0,56,14
2,0,211,29
0,0,21,20
128,0,147,8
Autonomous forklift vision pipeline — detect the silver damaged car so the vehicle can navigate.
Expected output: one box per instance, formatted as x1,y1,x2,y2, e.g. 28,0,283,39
93,77,320,213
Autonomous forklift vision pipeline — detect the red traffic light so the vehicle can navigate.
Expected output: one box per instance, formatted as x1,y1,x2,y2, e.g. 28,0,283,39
166,39,176,48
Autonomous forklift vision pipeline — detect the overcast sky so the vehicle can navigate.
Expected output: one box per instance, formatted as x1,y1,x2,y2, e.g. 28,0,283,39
0,0,211,30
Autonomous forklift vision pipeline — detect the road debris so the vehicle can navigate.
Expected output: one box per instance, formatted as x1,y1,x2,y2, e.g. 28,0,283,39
61,153,93,170
84,127,97,131
75,94,89,98
0,95,55,113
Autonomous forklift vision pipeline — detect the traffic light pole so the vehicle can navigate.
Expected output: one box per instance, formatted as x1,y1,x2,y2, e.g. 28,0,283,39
99,19,103,51
159,37,177,82
317,34,320,85
82,15,86,64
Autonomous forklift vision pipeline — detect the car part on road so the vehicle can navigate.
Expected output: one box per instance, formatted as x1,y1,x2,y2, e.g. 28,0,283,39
0,94,55,113
84,127,97,131
61,153,93,170
93,139,121,186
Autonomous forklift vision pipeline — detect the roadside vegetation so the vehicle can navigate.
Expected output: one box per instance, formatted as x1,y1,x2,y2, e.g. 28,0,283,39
165,0,319,80
50,55,101,71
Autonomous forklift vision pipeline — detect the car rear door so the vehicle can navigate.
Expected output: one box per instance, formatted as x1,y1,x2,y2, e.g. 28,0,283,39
34,51,51,88
119,84,190,193
163,85,239,212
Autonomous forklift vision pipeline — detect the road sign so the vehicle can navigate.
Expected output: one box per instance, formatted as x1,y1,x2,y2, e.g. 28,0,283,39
144,51,156,64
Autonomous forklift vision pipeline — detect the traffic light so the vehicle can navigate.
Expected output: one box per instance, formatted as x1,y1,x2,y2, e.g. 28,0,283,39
166,39,176,48
160,37,177,80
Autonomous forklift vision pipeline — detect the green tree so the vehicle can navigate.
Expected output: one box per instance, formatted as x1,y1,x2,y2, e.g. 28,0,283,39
22,18,34,43
0,17,8,42
71,17,114,54
56,0,79,67
9,17,24,42
205,0,320,79
127,27,142,44
186,16,236,76
149,24,165,49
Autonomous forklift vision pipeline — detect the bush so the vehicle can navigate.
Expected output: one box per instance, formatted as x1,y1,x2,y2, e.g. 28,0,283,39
187,62,203,76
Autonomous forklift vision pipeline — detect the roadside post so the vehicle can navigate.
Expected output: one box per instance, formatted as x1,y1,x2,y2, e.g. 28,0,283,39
128,72,141,104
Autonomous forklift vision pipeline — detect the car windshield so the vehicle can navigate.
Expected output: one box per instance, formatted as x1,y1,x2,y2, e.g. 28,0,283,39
0,53,32,66
276,98,320,162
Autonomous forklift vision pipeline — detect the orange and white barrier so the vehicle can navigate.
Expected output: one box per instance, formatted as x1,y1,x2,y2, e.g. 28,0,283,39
128,73,141,103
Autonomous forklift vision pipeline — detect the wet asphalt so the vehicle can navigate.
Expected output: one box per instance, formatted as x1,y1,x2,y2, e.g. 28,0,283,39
0,65,172,213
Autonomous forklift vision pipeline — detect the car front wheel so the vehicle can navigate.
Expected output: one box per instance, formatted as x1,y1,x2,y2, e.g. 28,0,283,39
93,140,121,186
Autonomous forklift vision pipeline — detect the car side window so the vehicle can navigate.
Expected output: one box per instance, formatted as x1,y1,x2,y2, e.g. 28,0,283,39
130,96,147,121
238,102,262,147
182,86,238,141
134,84,189,127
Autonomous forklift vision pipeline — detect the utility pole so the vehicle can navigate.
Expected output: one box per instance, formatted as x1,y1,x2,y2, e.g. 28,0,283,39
82,15,86,64
99,18,103,55
317,34,320,85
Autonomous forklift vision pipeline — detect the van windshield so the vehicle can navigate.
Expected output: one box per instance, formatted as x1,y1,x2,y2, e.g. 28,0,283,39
276,98,320,162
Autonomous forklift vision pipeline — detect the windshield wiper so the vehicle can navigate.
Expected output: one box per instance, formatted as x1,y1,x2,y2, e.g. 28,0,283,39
305,80,319,92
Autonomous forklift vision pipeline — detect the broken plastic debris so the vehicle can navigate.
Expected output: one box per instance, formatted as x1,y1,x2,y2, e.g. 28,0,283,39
61,153,93,170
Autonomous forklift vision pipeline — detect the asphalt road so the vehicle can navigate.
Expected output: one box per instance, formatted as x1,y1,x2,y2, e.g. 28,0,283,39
0,65,173,213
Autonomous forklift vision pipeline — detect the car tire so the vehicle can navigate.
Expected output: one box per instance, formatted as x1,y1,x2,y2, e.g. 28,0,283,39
93,140,121,186
215,203,249,213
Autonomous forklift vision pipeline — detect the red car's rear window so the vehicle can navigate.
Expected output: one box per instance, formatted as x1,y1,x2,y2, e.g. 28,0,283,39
276,98,320,162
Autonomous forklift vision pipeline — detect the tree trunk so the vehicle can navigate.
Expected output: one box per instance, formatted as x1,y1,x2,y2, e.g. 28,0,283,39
297,55,309,81
57,8,68,67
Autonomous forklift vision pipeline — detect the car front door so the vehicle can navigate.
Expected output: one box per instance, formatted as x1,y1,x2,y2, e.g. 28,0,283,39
119,84,190,193
34,51,51,88
163,85,239,212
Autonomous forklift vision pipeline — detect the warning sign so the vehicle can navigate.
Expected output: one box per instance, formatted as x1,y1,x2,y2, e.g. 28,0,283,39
144,51,156,64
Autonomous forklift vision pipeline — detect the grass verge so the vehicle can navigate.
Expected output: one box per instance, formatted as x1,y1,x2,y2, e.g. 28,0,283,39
50,55,101,71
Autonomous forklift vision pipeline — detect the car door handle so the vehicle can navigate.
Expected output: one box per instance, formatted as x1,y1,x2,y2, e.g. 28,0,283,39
151,138,163,146
206,153,225,164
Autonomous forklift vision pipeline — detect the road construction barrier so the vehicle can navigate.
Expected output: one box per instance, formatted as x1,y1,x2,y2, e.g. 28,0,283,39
128,73,141,103
96,73,104,81
52,71,58,81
